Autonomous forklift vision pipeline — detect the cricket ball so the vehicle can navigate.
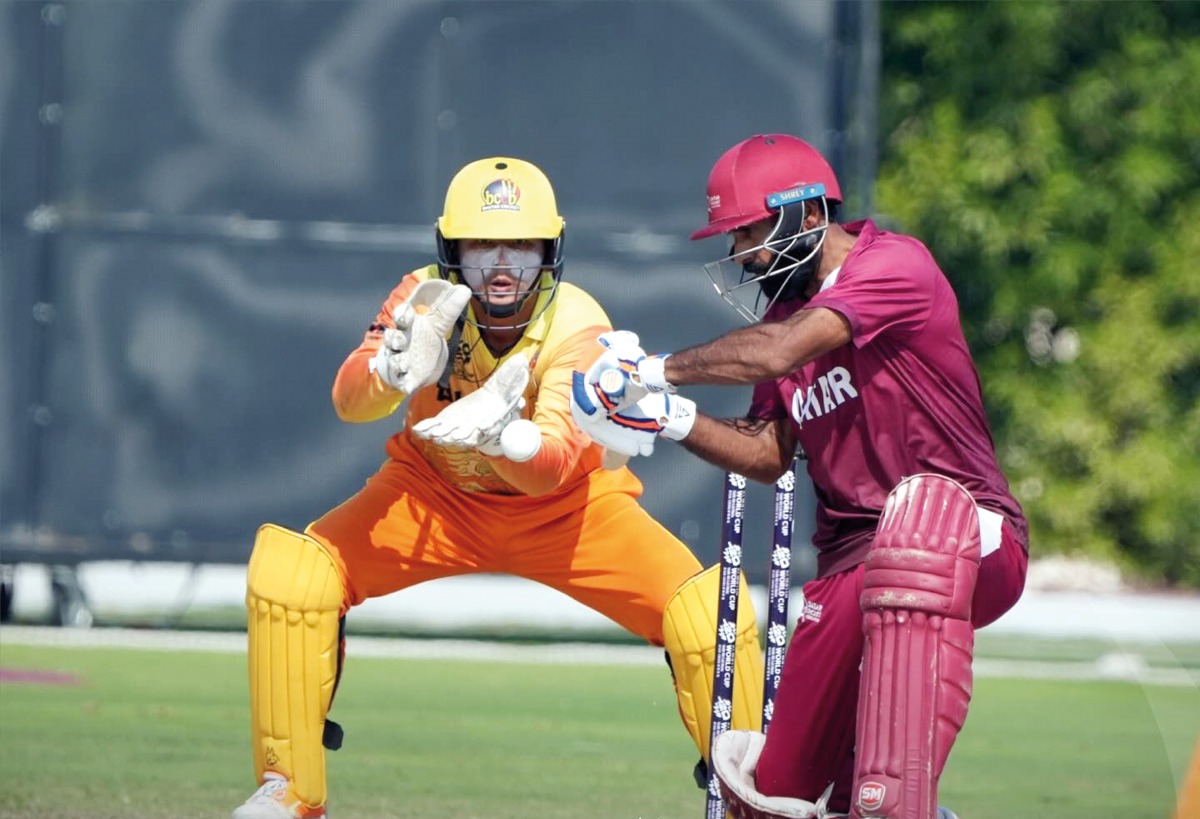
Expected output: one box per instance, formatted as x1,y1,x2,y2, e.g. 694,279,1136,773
500,419,542,462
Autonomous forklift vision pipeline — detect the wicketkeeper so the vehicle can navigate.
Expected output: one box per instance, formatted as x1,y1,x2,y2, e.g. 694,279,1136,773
231,156,764,819
571,134,1030,819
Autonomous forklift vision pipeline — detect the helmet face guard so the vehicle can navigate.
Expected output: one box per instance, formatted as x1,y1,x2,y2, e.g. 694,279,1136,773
703,184,830,324
436,232,564,328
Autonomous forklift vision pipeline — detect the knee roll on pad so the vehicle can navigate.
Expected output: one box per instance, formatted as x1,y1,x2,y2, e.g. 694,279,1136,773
663,564,764,762
853,475,981,819
246,524,344,809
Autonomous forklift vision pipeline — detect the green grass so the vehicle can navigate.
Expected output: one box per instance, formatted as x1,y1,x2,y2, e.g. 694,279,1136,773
974,631,1200,670
0,643,1196,819
90,607,1200,665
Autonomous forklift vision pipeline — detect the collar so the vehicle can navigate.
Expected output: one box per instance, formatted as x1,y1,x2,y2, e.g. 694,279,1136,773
819,265,843,292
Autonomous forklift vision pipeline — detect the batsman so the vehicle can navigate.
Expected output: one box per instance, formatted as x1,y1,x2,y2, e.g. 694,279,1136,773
231,156,764,819
572,134,1030,819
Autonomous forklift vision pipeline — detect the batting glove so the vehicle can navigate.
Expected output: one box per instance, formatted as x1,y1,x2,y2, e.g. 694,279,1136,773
570,370,696,458
582,330,676,414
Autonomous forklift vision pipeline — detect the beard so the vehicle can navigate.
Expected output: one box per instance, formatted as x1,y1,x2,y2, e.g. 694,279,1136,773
751,242,823,302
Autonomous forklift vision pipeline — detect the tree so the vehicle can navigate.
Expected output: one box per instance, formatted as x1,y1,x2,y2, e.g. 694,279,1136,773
876,1,1200,585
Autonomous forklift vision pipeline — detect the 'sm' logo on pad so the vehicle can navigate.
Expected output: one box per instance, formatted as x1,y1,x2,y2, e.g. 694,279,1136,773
857,781,886,812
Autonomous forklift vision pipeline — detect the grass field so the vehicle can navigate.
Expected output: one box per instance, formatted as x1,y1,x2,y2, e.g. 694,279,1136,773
0,639,1197,819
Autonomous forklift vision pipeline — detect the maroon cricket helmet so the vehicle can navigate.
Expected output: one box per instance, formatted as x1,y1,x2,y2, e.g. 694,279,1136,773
691,134,843,241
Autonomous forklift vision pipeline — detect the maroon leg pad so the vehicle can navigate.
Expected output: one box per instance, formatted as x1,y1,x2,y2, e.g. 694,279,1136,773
852,474,981,819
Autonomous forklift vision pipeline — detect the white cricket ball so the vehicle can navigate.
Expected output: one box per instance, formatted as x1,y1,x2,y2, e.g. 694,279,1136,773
598,367,626,399
500,419,542,462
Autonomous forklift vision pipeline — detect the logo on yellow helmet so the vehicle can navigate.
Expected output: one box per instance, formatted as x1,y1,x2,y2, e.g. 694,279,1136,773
481,179,521,212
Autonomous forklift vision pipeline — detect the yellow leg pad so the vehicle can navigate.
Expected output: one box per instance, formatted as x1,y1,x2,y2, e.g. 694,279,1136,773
246,524,344,809
663,564,764,762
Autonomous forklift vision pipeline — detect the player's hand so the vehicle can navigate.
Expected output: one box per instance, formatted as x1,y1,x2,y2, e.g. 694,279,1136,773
370,279,470,394
569,370,696,458
583,330,675,413
412,352,531,451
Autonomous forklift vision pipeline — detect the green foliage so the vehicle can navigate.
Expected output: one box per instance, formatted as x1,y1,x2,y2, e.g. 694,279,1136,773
877,1,1200,585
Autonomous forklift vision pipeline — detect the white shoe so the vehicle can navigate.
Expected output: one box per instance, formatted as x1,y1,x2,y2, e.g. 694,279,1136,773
231,772,326,819
938,808,960,819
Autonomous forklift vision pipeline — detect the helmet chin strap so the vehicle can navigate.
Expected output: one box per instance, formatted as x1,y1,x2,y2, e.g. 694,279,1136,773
474,294,527,319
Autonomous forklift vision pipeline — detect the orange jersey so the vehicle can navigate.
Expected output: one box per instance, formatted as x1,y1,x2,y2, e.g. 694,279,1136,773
331,265,622,497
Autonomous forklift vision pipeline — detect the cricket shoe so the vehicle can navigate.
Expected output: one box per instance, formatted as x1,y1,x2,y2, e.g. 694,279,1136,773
232,772,326,819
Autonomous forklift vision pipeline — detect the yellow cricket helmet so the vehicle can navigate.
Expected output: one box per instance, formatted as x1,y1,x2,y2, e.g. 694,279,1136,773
435,157,566,328
437,156,565,241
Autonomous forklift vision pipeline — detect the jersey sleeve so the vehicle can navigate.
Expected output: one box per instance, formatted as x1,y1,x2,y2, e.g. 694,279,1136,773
806,237,936,348
485,324,609,497
331,268,433,423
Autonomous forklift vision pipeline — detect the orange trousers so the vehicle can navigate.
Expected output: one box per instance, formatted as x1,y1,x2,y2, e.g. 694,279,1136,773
1178,738,1200,819
307,444,703,645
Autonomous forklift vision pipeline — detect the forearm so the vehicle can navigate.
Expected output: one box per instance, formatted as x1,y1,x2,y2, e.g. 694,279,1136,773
485,429,583,497
663,306,851,387
483,333,600,496
332,347,405,422
665,324,796,386
677,414,795,484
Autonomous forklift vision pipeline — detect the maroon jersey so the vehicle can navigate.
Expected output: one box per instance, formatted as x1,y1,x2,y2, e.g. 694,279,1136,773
749,219,1027,577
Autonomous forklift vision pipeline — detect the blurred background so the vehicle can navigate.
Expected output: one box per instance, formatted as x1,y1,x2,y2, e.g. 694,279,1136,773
1,0,1197,631
1,0,877,624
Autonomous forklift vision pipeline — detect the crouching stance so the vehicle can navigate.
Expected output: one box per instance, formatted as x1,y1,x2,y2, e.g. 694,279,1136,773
232,156,762,819
235,527,764,819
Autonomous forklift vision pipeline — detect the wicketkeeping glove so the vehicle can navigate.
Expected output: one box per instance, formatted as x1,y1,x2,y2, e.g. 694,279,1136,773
412,352,531,452
569,370,696,458
370,279,471,394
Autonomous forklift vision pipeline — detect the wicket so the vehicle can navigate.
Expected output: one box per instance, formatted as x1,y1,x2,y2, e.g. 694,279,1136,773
704,460,798,818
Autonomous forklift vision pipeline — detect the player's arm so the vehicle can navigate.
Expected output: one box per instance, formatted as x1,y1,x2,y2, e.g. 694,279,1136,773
332,273,468,422
677,414,795,484
571,344,795,484
664,306,851,387
331,296,408,423
486,325,610,496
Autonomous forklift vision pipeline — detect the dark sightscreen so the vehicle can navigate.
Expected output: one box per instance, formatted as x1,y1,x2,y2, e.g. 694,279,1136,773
1,0,877,578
